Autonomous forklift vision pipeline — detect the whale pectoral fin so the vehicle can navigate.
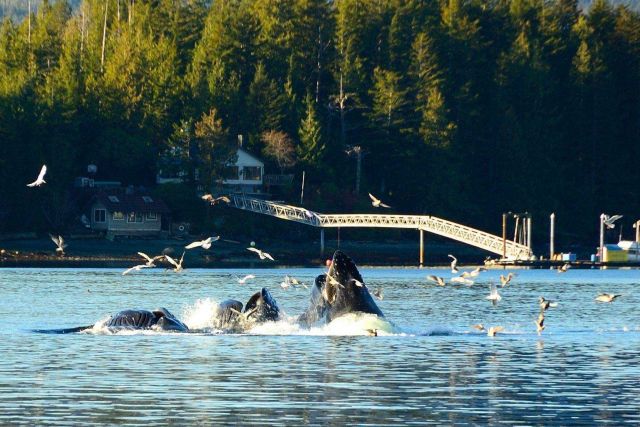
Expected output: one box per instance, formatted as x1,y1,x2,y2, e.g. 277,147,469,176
32,325,94,334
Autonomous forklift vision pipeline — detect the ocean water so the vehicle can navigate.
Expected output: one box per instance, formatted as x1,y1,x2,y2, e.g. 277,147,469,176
1,265,639,424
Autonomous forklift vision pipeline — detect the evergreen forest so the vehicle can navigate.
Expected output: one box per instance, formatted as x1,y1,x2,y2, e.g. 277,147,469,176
1,0,640,250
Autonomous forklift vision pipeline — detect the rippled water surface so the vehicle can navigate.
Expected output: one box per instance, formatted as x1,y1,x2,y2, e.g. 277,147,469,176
1,265,639,424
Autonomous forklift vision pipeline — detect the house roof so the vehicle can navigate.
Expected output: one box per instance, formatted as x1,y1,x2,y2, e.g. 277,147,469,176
89,189,171,214
234,147,264,166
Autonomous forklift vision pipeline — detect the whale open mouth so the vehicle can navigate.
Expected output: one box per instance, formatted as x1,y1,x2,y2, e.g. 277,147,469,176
318,250,384,321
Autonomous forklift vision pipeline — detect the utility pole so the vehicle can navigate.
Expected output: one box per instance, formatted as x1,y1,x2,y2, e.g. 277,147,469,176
502,213,507,259
527,214,532,257
599,213,606,261
549,213,555,260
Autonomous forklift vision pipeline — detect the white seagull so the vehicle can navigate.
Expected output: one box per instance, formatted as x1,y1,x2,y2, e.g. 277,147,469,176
247,247,275,261
487,326,504,337
448,254,459,273
557,263,570,273
500,273,515,287
280,275,292,289
368,193,391,208
165,252,185,273
27,165,47,187
486,283,501,304
49,234,67,255
427,275,446,287
595,293,621,303
185,236,220,250
235,274,256,284
451,275,474,285
603,214,623,229
468,266,487,277
137,251,163,267
538,296,558,311
122,264,152,275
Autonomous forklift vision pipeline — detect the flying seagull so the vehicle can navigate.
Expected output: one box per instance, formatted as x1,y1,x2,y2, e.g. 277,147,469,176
535,312,545,335
288,276,308,289
448,254,459,273
49,234,67,255
185,236,220,250
487,326,504,337
137,251,163,267
165,251,185,273
280,275,292,290
27,165,47,187
538,296,558,311
368,193,391,208
427,275,446,287
122,264,152,276
247,247,274,261
201,194,231,205
557,263,570,273
451,275,474,286
500,273,515,287
468,266,487,277
603,214,623,229
235,274,256,284
595,293,621,303
486,283,501,305
372,288,384,300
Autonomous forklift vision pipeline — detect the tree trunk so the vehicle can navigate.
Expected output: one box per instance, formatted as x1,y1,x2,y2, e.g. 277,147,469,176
101,0,109,72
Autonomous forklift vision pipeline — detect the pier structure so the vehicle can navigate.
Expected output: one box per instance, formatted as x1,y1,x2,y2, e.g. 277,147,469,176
228,195,532,264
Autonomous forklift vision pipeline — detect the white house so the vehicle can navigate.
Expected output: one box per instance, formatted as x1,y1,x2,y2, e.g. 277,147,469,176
221,148,265,196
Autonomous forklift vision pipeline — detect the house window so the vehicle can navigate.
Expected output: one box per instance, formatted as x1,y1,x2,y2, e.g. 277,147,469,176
243,166,261,181
94,209,106,223
146,212,158,221
224,166,239,180
108,196,120,203
142,196,153,203
113,211,124,220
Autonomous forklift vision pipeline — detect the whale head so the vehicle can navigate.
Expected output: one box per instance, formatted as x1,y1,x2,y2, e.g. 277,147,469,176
153,307,189,332
301,250,384,325
244,288,280,323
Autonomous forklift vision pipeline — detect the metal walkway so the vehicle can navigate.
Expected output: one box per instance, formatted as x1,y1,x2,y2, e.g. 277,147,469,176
229,195,531,259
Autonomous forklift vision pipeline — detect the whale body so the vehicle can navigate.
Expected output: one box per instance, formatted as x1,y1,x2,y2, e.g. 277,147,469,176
34,307,188,334
298,250,384,326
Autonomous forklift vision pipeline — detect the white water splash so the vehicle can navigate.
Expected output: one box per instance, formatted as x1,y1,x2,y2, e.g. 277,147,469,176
182,298,221,330
249,312,397,336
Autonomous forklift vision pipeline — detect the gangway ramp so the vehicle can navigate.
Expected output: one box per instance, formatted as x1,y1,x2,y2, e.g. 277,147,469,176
229,195,531,260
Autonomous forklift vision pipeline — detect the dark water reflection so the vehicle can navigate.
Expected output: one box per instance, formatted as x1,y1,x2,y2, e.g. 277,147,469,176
1,267,639,424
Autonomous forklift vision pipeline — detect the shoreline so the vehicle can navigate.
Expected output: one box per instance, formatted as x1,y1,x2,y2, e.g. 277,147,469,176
0,235,487,268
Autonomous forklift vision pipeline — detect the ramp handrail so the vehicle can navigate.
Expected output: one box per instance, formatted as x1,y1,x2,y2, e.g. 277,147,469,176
228,195,531,259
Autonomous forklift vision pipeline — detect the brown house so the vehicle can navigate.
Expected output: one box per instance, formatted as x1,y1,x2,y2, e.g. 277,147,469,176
87,190,170,238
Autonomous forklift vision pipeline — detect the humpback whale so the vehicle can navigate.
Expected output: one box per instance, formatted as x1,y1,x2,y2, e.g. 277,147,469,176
34,307,189,334
298,250,384,326
213,288,280,332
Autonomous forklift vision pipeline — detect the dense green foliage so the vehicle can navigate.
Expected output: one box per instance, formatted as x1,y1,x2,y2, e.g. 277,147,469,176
1,0,640,250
